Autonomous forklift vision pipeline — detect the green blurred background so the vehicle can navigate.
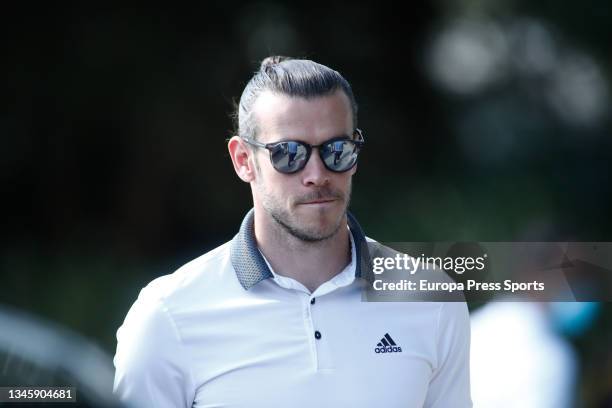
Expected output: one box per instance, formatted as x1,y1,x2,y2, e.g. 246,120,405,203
2,1,611,406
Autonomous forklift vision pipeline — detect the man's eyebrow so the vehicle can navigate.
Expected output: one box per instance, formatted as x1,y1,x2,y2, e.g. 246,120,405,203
271,134,353,143
274,137,302,142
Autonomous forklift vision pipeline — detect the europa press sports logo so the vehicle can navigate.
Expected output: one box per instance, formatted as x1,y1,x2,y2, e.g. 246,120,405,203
374,333,402,353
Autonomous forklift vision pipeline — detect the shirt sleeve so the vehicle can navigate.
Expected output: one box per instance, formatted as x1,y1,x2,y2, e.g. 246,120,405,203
113,286,195,408
424,302,472,408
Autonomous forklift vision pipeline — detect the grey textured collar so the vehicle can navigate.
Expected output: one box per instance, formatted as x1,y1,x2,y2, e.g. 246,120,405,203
230,208,371,290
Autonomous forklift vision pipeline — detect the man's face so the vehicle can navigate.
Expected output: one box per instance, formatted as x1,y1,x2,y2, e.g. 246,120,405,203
250,90,356,242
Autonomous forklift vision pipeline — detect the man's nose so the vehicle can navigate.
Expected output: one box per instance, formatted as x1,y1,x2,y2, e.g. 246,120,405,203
301,150,330,187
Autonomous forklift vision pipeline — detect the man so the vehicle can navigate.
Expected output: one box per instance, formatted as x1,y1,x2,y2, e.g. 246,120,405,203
113,56,472,407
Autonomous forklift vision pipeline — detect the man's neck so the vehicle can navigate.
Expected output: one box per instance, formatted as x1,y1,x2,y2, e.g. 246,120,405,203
253,211,351,293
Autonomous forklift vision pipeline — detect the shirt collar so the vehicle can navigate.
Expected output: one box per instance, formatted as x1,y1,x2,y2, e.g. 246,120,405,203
230,208,371,290
258,226,357,294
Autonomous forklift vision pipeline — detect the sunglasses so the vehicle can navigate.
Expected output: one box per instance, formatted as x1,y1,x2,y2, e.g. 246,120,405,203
242,129,365,174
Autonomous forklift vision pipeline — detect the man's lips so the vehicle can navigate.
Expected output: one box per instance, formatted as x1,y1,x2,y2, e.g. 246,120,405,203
299,199,337,205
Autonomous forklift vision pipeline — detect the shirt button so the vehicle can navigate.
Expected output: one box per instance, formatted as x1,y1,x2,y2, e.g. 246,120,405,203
310,298,316,305
314,330,322,340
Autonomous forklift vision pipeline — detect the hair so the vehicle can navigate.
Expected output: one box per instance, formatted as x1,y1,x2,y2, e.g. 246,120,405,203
233,56,358,140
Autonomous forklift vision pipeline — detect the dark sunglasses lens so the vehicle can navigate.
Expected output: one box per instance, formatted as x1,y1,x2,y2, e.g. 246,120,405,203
320,140,360,171
269,141,309,173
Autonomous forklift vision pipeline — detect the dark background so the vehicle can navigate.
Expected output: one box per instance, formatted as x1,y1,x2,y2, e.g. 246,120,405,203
2,2,611,405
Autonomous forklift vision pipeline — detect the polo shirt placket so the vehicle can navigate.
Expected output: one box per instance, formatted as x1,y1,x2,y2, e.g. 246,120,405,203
260,229,357,372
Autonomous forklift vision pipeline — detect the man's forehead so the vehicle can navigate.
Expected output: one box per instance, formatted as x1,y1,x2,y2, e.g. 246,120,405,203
253,90,353,141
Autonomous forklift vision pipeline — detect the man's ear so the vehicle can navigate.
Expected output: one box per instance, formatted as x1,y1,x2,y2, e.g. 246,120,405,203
228,136,257,182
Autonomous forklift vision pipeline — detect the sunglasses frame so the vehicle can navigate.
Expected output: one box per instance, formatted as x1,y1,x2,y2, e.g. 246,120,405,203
241,129,365,174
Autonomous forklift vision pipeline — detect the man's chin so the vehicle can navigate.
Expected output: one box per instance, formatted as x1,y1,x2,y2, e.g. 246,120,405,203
288,224,342,243
294,199,345,218
296,206,342,224
286,214,345,242
268,213,340,243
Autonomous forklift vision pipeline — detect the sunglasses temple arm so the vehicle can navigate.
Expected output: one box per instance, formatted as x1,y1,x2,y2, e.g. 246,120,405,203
242,137,268,149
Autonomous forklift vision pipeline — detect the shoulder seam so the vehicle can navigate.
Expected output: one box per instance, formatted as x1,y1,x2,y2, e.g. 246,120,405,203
434,303,444,373
157,299,196,399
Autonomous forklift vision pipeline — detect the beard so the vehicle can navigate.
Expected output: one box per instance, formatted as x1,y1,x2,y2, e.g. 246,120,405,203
259,182,352,243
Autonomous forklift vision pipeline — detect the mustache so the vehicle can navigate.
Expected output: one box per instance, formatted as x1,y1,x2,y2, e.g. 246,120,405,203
294,188,345,204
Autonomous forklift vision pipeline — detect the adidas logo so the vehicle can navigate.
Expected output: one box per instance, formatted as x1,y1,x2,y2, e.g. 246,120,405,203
374,333,402,353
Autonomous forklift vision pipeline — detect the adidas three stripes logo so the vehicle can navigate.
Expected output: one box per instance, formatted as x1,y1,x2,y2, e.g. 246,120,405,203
374,333,402,353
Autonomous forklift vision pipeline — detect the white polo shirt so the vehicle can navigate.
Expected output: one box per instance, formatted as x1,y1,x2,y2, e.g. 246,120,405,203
113,209,471,408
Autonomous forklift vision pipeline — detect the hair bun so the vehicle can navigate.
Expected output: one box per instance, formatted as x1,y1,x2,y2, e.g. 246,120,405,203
260,56,291,71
